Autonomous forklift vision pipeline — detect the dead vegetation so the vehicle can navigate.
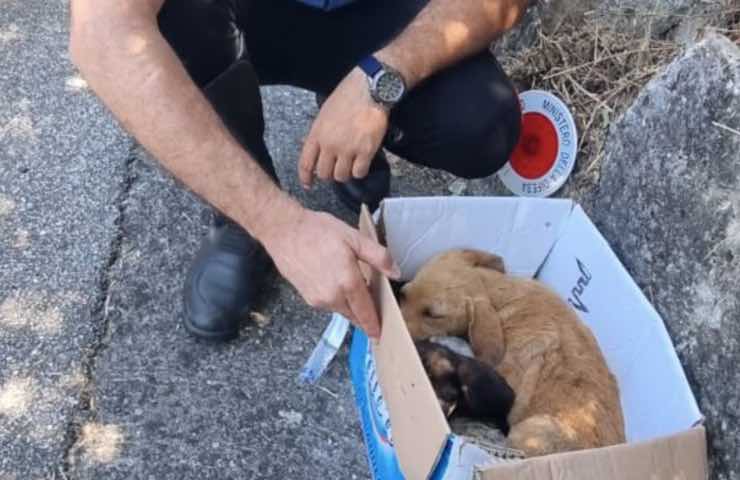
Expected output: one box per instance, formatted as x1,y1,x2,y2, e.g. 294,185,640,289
713,4,740,44
497,4,740,197
389,4,739,199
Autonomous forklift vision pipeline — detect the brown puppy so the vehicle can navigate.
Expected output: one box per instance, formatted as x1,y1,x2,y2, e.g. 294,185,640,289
399,249,625,457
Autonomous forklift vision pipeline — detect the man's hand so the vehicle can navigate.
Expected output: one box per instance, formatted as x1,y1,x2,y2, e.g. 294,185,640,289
259,204,401,339
298,68,389,189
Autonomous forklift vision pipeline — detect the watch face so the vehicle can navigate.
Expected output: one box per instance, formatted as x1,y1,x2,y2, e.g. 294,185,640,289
375,70,405,104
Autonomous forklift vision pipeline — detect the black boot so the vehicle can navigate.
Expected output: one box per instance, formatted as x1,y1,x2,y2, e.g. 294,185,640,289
332,150,391,214
183,215,271,341
183,60,276,341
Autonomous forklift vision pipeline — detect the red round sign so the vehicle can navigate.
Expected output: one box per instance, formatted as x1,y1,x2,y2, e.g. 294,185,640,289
498,90,578,197
510,112,559,180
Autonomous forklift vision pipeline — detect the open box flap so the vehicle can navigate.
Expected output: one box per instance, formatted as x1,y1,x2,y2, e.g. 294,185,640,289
359,207,451,480
379,197,576,280
477,426,708,480
536,205,703,442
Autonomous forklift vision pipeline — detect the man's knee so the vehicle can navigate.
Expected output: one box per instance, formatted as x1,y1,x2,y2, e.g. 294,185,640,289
447,87,521,179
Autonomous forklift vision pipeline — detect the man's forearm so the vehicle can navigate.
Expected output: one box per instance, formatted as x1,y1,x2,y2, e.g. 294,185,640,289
376,0,527,88
70,2,298,242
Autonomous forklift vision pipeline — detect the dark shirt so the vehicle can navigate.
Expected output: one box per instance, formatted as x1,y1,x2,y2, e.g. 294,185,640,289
296,0,358,10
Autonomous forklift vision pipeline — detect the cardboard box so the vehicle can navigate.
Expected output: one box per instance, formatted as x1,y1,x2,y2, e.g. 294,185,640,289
349,197,707,480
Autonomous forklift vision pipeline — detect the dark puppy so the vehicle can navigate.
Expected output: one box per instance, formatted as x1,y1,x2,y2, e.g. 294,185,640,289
390,279,406,303
415,340,515,435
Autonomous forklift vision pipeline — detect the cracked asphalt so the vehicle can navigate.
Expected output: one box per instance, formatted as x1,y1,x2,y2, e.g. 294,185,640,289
0,2,482,478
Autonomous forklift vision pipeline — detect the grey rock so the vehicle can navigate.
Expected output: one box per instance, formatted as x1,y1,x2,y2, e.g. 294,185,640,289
492,0,542,56
495,0,726,54
591,34,740,480
448,179,469,196
581,0,721,37
0,0,131,478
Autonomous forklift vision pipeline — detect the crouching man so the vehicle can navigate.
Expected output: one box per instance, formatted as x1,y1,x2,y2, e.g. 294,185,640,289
69,0,525,341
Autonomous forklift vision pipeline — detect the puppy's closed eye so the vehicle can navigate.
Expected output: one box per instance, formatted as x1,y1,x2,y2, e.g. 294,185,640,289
422,306,445,319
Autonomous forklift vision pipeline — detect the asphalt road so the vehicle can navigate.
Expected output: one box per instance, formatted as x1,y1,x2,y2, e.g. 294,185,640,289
0,2,466,479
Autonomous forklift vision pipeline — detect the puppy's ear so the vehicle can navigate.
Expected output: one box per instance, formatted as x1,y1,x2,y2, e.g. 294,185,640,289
466,298,506,366
459,250,506,273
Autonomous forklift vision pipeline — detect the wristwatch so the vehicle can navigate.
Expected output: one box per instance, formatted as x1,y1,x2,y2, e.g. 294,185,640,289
358,55,407,109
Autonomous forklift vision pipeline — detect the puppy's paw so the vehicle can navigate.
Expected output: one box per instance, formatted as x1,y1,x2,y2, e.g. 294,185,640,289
509,415,575,457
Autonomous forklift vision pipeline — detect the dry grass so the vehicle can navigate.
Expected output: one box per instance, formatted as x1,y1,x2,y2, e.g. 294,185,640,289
499,20,679,194
389,4,739,199
497,4,739,197
249,310,272,329
712,5,740,44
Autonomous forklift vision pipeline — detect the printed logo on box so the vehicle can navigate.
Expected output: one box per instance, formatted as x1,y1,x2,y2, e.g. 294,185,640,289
568,258,592,314
366,346,394,446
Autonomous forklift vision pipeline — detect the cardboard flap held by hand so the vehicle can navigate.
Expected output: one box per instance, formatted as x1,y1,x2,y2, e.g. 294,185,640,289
358,206,451,480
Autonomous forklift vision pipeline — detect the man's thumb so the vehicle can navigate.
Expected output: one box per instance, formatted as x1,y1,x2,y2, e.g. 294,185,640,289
354,235,401,280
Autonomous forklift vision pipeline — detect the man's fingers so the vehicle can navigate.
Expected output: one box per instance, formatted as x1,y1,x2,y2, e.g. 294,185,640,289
334,155,353,182
344,272,381,339
299,138,320,189
353,234,401,280
316,149,336,181
352,151,373,179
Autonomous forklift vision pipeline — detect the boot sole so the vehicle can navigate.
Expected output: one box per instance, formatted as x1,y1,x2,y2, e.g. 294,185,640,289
182,308,241,342
183,317,239,343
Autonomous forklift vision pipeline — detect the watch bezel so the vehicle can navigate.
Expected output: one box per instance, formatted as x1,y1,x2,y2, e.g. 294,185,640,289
369,64,407,107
